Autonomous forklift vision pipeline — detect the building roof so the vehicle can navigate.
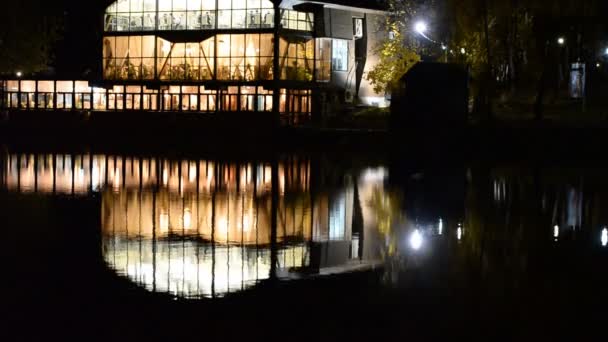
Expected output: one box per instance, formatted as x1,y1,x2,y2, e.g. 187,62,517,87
285,0,387,14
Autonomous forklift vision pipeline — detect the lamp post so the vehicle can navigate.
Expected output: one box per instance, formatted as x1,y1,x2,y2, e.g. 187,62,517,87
413,20,448,62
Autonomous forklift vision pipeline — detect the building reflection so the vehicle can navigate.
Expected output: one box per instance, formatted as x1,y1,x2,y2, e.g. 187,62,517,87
2,152,372,298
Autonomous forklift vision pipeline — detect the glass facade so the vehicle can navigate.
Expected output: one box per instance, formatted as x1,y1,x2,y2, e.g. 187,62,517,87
280,10,314,31
2,80,288,114
332,39,348,72
105,0,275,32
279,38,314,81
0,1,362,125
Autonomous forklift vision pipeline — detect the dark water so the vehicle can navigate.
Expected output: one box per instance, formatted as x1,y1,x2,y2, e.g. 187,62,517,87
1,148,608,339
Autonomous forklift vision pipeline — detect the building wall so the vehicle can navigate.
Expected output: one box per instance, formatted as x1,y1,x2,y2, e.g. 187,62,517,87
358,13,388,108
320,8,387,108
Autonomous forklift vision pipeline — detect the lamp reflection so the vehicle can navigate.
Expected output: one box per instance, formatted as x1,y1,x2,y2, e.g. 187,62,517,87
409,229,423,250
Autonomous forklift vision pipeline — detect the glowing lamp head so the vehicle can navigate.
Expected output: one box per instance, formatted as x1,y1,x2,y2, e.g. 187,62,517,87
605,48,608,56
460,48,466,55
557,37,565,45
414,21,427,34
553,225,559,239
410,229,423,251
601,228,608,247
16,71,22,78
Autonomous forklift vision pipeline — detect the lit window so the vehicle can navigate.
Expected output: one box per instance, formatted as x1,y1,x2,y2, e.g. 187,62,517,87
332,39,348,72
353,18,363,39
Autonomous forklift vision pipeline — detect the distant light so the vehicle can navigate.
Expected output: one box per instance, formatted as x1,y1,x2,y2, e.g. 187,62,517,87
553,225,559,239
605,47,608,56
457,223,463,240
438,218,443,235
16,71,22,78
557,37,565,45
602,228,608,247
441,44,447,51
414,21,427,34
460,48,466,55
597,63,601,68
410,229,423,250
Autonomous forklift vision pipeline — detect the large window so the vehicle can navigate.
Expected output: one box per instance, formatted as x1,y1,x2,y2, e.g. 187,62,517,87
104,36,156,80
216,34,274,81
157,37,215,81
279,38,314,81
332,39,348,72
280,10,313,31
315,38,331,82
105,0,157,31
104,34,274,81
104,0,274,32
217,0,274,29
158,0,217,30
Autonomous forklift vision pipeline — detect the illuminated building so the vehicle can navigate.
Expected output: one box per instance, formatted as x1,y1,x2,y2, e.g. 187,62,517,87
0,0,389,125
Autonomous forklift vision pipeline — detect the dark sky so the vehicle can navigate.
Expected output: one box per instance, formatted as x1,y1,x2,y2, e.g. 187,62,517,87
53,1,109,77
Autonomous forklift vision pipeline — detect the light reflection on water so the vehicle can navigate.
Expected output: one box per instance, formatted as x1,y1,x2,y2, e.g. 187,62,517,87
1,153,386,298
3,152,608,299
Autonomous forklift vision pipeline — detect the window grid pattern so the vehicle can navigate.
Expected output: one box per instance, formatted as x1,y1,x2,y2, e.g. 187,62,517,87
332,39,348,72
280,38,314,81
157,38,215,81
103,36,156,80
280,10,313,31
104,0,275,32
216,34,274,81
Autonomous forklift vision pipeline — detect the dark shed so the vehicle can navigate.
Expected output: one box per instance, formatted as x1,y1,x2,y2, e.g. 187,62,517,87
391,62,469,130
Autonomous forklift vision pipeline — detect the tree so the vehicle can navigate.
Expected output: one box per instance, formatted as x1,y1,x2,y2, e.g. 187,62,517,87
0,1,63,75
365,0,441,95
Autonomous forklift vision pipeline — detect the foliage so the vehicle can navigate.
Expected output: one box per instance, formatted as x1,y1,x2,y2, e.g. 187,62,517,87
366,27,421,94
365,0,435,94
445,0,605,102
0,1,63,75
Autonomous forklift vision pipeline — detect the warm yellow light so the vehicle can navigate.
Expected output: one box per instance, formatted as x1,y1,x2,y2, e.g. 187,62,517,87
160,213,169,233
162,168,168,185
183,209,191,229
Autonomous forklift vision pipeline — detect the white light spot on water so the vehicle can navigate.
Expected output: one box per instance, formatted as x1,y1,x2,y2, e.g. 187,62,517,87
410,229,423,250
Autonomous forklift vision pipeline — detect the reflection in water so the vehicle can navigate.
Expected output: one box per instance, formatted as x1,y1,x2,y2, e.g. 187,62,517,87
5,152,608,299
2,152,379,298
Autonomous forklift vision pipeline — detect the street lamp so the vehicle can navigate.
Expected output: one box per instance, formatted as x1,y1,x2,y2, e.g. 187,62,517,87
16,71,22,78
557,37,565,45
414,21,428,35
604,47,608,56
